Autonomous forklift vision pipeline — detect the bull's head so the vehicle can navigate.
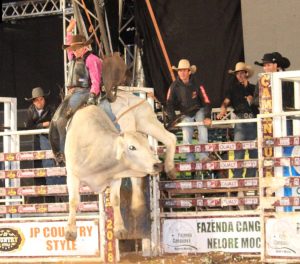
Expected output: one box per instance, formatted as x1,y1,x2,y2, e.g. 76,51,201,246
116,132,162,175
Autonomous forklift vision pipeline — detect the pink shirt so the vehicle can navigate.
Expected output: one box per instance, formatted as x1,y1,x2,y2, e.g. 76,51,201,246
66,33,102,96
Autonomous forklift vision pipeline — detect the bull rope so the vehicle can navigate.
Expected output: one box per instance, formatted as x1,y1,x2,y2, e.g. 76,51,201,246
114,98,147,124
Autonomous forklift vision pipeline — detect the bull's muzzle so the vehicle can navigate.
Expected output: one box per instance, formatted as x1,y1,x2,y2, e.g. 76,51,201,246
153,162,163,173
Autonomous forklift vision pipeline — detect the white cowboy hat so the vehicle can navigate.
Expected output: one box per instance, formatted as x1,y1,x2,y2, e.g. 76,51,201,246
172,59,197,74
228,62,254,78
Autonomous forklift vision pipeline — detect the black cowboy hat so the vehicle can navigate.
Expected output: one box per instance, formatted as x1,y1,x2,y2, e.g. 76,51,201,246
254,53,277,66
273,52,290,70
254,52,290,70
62,34,93,51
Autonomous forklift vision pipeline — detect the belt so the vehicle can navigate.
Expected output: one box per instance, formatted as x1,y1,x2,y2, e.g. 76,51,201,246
236,113,254,119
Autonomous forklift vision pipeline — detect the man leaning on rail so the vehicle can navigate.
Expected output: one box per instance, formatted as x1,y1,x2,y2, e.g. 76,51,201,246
217,62,258,178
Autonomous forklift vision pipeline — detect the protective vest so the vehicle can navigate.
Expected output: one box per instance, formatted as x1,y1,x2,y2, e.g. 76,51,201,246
66,52,91,88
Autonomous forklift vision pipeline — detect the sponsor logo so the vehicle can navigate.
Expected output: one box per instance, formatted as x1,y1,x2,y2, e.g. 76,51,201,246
6,171,17,179
0,228,24,252
36,169,46,177
4,154,15,161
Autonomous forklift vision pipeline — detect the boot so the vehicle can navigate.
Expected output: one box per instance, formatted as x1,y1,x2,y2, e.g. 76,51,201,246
54,152,66,167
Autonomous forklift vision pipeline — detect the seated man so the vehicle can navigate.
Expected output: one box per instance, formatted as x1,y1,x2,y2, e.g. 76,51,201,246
217,62,258,178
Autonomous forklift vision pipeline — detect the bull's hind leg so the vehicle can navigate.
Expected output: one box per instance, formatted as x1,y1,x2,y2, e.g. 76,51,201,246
65,174,80,241
137,117,177,179
130,177,146,217
110,179,128,239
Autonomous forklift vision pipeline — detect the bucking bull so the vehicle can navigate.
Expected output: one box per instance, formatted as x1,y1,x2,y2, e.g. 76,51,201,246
64,105,163,241
53,53,177,240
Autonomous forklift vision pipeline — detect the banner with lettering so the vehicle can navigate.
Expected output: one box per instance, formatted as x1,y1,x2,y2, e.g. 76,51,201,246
162,217,260,253
266,216,300,257
0,219,99,257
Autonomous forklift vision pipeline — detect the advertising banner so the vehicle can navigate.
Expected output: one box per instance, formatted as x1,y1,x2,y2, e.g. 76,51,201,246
162,217,260,253
0,219,99,257
266,216,300,257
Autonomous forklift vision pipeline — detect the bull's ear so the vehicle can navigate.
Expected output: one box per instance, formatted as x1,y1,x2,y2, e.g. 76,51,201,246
116,136,125,160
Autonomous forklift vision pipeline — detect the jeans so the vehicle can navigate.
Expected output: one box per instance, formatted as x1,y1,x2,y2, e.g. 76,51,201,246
39,135,66,185
99,99,120,131
233,122,257,178
57,89,89,153
182,108,208,162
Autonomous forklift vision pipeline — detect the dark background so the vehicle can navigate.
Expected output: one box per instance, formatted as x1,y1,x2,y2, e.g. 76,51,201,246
0,0,243,110
135,0,244,106
0,16,64,110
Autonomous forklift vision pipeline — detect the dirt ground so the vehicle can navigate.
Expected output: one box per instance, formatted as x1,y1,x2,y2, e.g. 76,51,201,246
119,252,261,264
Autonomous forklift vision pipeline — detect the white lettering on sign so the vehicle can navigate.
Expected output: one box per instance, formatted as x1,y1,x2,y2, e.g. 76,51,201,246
196,182,203,188
179,182,192,189
179,164,192,171
178,146,191,153
219,143,236,151
244,179,258,187
279,138,290,145
220,161,237,169
195,163,203,170
220,180,238,188
242,142,256,149
243,160,257,168
205,145,214,152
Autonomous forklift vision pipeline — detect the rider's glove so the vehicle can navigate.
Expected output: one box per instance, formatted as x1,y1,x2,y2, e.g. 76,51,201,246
87,93,97,105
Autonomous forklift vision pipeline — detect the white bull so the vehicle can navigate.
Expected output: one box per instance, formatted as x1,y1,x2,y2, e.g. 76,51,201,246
64,105,162,241
109,90,177,238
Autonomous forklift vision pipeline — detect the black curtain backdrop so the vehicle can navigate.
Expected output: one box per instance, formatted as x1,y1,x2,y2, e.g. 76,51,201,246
135,0,244,107
0,16,64,110
0,0,243,110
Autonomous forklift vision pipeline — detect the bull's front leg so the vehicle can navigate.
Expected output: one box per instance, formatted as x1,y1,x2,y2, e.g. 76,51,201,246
161,131,177,179
110,179,128,239
138,119,177,179
65,175,80,241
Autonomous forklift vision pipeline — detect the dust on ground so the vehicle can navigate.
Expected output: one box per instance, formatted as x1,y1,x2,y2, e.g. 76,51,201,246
119,252,261,264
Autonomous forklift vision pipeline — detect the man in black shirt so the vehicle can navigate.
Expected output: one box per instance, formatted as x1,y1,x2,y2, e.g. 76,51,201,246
218,62,258,178
25,87,65,189
167,59,212,162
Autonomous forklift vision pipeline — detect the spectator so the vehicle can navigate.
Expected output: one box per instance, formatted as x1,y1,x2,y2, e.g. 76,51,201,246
24,87,65,202
217,62,258,178
166,59,212,163
253,52,293,134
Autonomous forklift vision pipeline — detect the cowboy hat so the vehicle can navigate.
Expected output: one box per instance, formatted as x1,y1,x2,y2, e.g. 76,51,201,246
172,59,197,74
62,34,93,51
254,52,290,70
228,62,254,78
272,52,290,70
25,87,50,101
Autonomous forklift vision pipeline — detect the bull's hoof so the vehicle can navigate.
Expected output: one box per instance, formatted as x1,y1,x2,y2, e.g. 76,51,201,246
166,168,177,180
114,227,128,239
65,225,77,241
65,231,77,241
